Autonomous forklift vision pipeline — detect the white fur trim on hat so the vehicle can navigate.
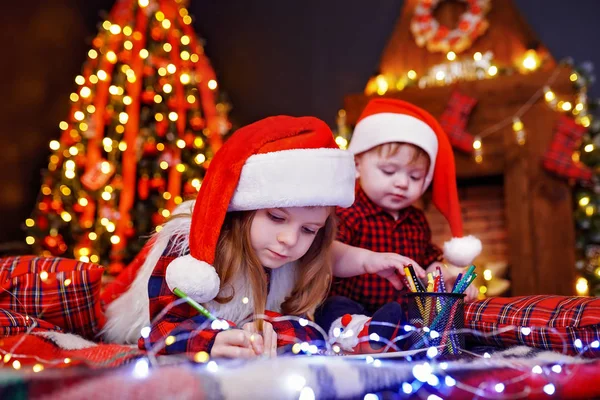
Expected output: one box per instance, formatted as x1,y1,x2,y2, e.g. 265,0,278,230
443,235,483,267
349,113,439,188
165,254,221,303
228,148,355,211
329,314,371,351
102,201,194,344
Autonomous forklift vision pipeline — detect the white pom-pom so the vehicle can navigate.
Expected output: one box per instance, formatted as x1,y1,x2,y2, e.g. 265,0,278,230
166,254,220,303
443,235,482,267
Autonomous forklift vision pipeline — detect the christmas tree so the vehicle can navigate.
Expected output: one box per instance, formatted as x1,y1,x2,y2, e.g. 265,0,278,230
571,63,600,296
25,0,232,274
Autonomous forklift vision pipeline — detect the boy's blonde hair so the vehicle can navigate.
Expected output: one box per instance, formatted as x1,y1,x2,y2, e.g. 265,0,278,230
212,209,336,329
358,142,431,170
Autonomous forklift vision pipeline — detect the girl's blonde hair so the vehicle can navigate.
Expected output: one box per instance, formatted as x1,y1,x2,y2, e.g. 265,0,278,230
212,209,336,327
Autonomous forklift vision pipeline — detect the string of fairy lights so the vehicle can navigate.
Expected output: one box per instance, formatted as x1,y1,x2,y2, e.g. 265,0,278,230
1,295,598,399
338,50,594,162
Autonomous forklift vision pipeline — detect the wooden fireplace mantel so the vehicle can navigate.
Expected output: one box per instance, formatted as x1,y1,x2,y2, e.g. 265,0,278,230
343,67,577,296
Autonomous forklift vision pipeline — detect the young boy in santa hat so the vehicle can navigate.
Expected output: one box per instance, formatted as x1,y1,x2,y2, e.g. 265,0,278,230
315,98,482,353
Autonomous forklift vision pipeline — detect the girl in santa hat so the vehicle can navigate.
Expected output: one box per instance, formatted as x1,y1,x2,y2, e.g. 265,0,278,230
103,115,423,358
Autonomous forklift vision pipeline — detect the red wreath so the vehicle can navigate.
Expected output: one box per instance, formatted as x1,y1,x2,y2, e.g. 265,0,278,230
410,0,491,54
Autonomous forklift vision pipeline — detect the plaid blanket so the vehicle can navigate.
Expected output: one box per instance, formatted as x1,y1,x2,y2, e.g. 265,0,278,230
0,333,143,369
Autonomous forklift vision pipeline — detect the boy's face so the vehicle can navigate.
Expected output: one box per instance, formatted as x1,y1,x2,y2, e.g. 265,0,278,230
356,146,429,219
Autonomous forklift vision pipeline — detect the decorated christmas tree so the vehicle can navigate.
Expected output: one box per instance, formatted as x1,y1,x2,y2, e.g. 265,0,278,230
571,64,600,296
25,0,232,274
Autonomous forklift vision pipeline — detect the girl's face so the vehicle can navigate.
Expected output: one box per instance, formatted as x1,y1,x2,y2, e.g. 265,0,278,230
250,206,330,269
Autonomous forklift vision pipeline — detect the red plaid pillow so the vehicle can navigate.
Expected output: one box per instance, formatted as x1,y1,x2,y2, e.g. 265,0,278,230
465,295,600,356
0,256,106,339
0,308,61,336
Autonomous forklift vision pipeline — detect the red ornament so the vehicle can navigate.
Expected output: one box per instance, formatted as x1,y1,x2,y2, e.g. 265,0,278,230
143,65,155,77
156,119,168,136
74,154,87,168
103,109,115,124
38,201,49,212
151,27,163,41
124,226,137,238
50,200,63,212
143,141,159,156
92,37,103,48
190,116,205,130
138,175,150,200
141,90,156,104
37,216,48,231
72,201,85,213
118,49,131,64
43,234,66,255
149,177,166,191
81,160,115,191
184,131,196,147
60,135,77,148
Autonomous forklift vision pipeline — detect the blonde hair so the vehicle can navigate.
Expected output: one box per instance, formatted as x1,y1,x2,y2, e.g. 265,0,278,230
359,142,430,169
212,209,336,329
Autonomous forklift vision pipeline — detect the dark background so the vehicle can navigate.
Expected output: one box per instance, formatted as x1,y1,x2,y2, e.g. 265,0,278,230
1,0,599,245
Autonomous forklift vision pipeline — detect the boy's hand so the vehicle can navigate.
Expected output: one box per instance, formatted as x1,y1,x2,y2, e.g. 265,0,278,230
462,284,478,302
363,251,426,290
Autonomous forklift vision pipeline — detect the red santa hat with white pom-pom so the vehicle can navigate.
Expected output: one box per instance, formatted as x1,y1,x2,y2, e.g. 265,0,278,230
165,115,356,303
349,98,482,266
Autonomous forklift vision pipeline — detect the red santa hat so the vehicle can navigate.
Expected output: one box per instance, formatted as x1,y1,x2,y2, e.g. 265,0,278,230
348,98,482,266
166,116,356,302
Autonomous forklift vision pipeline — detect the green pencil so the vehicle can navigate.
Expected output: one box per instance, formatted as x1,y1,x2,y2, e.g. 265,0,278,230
173,287,216,320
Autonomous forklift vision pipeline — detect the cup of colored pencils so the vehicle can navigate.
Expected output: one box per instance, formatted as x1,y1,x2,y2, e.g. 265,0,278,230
401,264,477,357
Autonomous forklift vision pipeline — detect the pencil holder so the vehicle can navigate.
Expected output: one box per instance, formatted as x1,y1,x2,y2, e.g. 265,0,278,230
403,292,465,357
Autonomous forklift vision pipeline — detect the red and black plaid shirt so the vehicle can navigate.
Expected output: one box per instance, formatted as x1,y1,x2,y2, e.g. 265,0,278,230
330,188,442,314
140,239,324,355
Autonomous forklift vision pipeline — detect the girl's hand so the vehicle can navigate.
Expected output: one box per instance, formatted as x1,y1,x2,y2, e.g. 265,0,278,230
363,251,426,290
211,329,263,358
243,321,278,357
